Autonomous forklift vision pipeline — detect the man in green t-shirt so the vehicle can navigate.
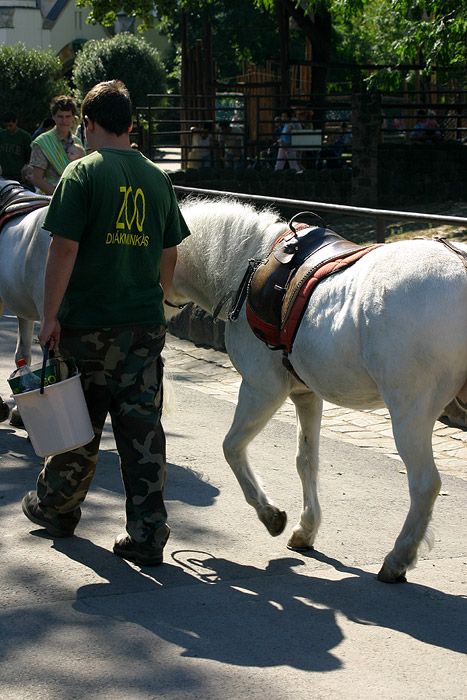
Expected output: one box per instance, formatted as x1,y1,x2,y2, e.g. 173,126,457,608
22,80,190,566
0,111,31,182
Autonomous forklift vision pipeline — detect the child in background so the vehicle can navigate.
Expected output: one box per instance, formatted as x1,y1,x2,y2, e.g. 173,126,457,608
68,143,84,161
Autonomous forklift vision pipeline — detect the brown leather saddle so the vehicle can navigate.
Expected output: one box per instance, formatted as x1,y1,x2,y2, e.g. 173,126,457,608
240,212,381,354
0,180,49,230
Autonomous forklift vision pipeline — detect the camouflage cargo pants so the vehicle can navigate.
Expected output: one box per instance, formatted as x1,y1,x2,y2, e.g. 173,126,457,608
35,324,167,545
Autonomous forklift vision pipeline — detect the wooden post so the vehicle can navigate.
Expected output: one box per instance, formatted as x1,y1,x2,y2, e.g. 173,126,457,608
351,82,381,208
180,11,189,168
278,2,289,110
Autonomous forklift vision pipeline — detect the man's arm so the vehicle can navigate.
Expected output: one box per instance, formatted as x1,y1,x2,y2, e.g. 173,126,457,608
160,246,178,301
32,166,56,195
38,234,79,350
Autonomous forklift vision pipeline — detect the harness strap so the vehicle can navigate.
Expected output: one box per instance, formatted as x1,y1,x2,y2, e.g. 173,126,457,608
212,290,234,321
164,300,189,310
228,259,259,322
434,236,467,269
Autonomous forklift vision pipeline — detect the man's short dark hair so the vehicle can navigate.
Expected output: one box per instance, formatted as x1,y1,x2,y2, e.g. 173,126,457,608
50,95,78,116
3,111,17,123
81,80,132,137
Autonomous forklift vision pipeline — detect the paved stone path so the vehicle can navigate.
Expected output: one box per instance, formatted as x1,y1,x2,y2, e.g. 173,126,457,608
165,334,467,483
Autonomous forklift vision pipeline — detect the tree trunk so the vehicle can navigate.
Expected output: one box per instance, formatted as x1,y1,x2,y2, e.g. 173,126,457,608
280,1,332,130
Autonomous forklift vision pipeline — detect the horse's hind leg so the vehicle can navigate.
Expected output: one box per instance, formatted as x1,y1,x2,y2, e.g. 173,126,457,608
287,387,323,551
223,378,290,537
378,407,441,583
16,317,35,365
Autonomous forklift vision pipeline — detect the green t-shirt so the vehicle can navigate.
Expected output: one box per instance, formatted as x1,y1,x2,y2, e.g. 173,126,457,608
0,127,31,180
43,148,190,328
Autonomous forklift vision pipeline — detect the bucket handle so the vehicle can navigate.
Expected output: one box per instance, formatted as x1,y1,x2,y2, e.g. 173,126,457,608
40,341,49,395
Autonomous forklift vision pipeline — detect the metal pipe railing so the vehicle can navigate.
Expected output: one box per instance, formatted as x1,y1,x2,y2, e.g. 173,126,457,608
173,186,467,243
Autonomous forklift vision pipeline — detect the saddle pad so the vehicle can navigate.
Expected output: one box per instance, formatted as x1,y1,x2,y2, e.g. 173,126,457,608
0,201,49,231
0,180,49,218
246,224,382,352
247,225,362,330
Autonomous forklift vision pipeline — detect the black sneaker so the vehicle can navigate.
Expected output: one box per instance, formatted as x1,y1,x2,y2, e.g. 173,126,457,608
113,527,170,566
21,491,76,538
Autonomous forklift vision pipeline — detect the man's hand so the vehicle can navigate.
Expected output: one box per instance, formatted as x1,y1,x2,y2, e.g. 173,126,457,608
38,317,61,350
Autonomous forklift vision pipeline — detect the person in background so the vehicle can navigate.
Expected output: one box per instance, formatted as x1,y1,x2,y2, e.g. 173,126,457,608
21,163,36,191
30,95,83,194
275,110,301,172
0,111,32,183
410,109,428,142
21,79,191,567
424,109,441,142
218,120,243,169
68,142,85,161
262,115,282,167
187,123,213,168
317,121,352,170
31,117,55,141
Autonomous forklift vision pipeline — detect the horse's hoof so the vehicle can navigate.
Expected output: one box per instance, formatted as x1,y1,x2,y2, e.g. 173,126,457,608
286,543,314,553
287,531,314,552
0,401,9,423
259,505,287,536
9,406,24,428
377,562,407,583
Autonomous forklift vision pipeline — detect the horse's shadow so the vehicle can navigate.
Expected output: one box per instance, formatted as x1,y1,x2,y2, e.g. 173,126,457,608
48,538,466,672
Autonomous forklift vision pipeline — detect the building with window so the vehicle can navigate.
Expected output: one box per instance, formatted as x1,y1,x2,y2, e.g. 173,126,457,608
0,1,167,72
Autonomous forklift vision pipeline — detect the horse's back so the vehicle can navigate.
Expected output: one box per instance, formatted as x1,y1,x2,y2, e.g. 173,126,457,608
0,206,49,320
290,239,467,410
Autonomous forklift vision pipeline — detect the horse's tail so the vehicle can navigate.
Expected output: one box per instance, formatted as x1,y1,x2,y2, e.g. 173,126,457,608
162,369,176,419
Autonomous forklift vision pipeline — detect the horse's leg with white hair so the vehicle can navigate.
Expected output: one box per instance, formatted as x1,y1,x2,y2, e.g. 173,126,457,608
287,386,323,551
378,404,441,583
223,377,290,536
15,317,36,366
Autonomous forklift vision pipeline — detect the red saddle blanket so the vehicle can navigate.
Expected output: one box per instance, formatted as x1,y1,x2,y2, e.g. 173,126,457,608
245,224,381,353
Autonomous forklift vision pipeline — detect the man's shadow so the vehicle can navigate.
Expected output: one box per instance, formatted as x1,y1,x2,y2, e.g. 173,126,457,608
49,537,466,673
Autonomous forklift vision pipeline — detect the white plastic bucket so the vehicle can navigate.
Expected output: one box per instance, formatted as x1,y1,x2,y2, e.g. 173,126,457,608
12,373,94,457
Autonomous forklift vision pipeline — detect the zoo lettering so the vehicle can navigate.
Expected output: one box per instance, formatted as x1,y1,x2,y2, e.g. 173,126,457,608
106,185,149,247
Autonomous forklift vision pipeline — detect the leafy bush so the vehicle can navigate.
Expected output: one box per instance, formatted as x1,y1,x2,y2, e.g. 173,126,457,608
0,43,69,133
72,33,167,109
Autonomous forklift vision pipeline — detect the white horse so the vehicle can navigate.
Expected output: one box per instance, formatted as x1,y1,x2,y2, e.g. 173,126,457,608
0,205,49,424
0,206,49,365
2,197,466,583
165,198,467,583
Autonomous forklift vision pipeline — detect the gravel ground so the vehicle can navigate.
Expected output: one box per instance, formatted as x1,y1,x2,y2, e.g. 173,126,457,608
325,200,467,245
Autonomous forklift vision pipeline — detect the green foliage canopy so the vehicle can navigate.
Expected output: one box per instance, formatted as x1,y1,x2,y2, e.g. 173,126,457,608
0,43,69,133
72,33,167,107
75,1,466,91
158,0,287,80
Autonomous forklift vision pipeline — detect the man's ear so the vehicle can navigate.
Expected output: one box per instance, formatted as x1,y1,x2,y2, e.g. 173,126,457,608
129,123,133,133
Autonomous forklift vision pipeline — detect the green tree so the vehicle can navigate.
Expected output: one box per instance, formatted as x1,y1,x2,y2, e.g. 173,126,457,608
0,43,69,133
390,0,467,84
75,0,466,96
72,33,167,107
158,0,286,81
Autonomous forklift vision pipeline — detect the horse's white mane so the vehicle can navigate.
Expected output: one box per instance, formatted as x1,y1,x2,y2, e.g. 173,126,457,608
179,197,288,289
180,196,285,253
173,197,289,316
